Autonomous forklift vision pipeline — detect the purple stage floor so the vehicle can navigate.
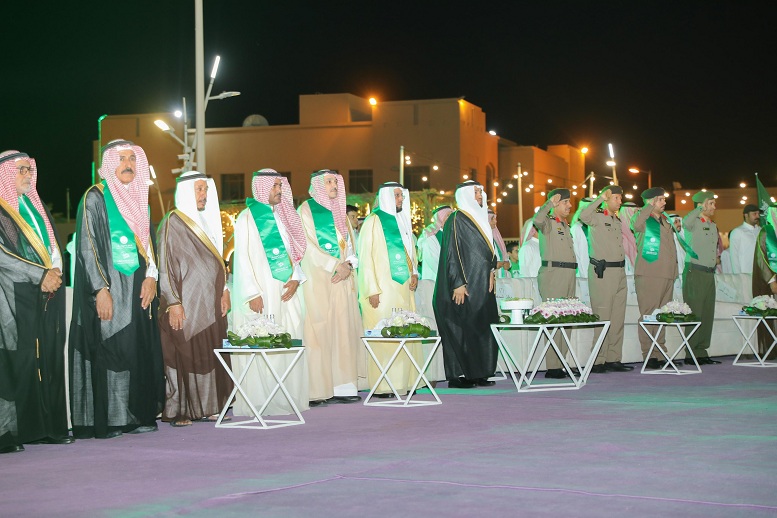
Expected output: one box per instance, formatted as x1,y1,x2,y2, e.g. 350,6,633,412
1,357,776,517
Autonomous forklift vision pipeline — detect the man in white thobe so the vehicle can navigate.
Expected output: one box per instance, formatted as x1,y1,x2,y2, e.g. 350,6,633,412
729,204,760,274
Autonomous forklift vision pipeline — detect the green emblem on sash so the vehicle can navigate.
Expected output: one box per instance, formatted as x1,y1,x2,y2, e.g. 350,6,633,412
102,181,140,276
308,199,340,258
373,209,410,285
641,216,661,263
18,195,51,251
247,198,293,282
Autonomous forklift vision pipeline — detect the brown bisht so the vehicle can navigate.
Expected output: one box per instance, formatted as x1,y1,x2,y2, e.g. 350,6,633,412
157,210,231,422
0,199,68,449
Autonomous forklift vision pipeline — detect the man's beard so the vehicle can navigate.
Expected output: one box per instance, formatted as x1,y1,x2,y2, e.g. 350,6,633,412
396,206,403,213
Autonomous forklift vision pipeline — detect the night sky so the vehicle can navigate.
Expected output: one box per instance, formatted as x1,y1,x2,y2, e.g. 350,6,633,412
3,1,776,215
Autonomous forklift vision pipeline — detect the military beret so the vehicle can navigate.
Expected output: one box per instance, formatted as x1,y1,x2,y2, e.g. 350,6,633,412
692,191,715,203
641,187,666,201
600,185,623,195
547,188,570,201
743,204,759,214
621,201,638,207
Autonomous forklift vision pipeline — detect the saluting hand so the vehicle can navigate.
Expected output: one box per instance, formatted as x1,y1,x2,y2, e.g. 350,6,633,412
550,194,561,208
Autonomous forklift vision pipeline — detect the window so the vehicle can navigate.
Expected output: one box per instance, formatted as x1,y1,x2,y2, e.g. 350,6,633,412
349,169,373,193
221,173,245,201
405,165,430,192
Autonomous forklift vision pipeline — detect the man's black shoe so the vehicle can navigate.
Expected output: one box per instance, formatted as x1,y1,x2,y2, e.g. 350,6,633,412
590,364,608,373
0,444,24,454
127,425,158,434
605,361,634,372
97,430,123,439
448,378,477,389
476,378,496,386
309,399,328,407
373,393,395,398
544,368,568,379
645,358,666,370
30,436,74,445
327,395,362,404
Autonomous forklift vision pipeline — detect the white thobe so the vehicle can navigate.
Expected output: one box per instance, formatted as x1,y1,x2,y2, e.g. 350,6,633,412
571,222,590,278
729,222,759,274
518,238,541,277
231,208,308,416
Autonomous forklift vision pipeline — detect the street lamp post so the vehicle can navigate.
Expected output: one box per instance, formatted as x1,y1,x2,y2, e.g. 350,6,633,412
628,167,652,189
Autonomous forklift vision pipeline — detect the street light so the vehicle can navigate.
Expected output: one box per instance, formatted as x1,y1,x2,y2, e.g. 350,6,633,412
607,143,618,185
628,167,652,188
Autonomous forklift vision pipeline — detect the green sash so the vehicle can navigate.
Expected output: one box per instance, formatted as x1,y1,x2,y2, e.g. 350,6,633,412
102,181,140,276
373,209,410,284
246,198,293,282
765,226,777,273
18,195,51,251
435,232,443,247
308,199,340,258
641,216,661,263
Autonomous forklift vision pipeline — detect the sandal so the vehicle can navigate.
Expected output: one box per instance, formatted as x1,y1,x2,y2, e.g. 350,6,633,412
201,415,231,422
171,418,192,427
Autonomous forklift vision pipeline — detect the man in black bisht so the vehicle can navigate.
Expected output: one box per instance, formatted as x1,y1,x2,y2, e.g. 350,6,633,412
433,180,499,389
69,140,164,439
0,150,70,454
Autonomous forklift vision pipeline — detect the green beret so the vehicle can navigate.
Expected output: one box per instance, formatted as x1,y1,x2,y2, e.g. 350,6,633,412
692,191,715,203
641,187,666,200
600,185,623,195
548,188,570,201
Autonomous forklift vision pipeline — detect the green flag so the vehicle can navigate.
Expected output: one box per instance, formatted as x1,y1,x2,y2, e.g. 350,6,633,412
756,173,772,227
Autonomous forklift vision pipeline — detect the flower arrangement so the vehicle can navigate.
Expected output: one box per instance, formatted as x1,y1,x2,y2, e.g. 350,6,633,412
742,295,777,317
655,301,698,323
524,298,599,324
227,315,293,349
376,310,432,338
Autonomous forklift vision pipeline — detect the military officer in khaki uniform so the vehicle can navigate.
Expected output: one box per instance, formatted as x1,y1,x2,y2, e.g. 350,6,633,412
632,187,679,369
535,188,576,379
683,191,721,364
580,185,632,373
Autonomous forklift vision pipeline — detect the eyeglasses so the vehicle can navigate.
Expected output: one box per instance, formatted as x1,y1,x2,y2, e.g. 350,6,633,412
17,166,32,175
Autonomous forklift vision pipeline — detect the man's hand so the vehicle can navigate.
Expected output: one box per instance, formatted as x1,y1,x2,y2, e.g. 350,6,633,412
550,193,561,207
96,288,113,321
409,274,418,292
168,305,185,331
368,294,380,308
249,296,264,314
452,285,468,305
498,261,511,271
221,289,231,316
281,280,300,302
41,269,62,293
140,278,156,309
331,262,352,284
602,189,612,202
489,270,496,293
770,283,777,295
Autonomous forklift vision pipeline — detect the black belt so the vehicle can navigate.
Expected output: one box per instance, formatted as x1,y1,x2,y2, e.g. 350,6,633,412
541,260,577,269
589,258,625,278
688,262,715,273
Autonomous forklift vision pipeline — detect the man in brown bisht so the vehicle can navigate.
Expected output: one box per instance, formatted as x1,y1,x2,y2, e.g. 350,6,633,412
0,150,69,454
752,204,777,360
632,187,680,369
534,188,577,379
581,185,632,373
298,170,364,407
157,171,232,426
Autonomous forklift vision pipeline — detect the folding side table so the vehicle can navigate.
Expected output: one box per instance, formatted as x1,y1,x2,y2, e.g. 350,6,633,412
362,336,442,407
490,321,610,392
638,320,701,374
214,346,306,429
731,315,777,367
